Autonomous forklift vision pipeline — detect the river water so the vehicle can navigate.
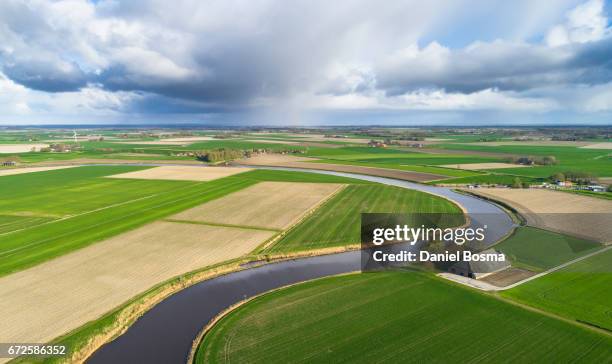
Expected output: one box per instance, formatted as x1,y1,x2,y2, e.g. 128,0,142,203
87,167,514,364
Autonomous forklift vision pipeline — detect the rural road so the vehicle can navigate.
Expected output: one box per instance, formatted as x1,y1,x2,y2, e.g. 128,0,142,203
86,165,515,364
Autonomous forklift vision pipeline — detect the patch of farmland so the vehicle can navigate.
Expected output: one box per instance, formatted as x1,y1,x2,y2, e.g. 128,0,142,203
281,133,371,144
0,215,55,234
0,166,190,217
440,162,529,170
238,154,317,165
495,227,601,271
241,139,299,144
268,184,462,253
0,165,77,177
581,142,612,149
470,141,592,147
196,272,612,363
0,221,274,348
107,166,253,181
469,188,612,244
503,248,612,331
240,154,448,182
110,136,216,145
0,143,49,153
0,170,255,276
172,181,344,230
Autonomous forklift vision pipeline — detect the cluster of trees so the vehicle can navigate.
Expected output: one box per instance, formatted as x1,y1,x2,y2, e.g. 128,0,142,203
0,155,21,163
550,171,595,185
511,177,529,189
506,155,558,166
195,149,245,163
40,143,75,152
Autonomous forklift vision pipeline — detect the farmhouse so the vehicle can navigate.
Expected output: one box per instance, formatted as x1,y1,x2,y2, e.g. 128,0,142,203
587,185,605,192
367,140,387,148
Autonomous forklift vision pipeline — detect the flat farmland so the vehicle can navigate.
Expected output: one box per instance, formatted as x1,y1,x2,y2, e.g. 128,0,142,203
440,162,529,170
0,166,368,276
470,188,612,244
0,166,256,276
0,143,49,153
0,215,55,234
503,248,612,331
107,166,253,181
436,144,612,178
0,221,274,346
495,227,602,271
0,166,190,218
268,184,462,253
196,272,612,363
172,181,345,230
0,165,77,177
240,154,449,182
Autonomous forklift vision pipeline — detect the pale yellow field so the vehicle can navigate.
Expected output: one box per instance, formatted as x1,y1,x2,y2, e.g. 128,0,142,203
239,154,318,165
111,140,188,145
161,136,216,142
581,142,612,149
107,166,252,181
242,139,299,144
441,163,529,170
470,188,612,244
470,141,592,147
279,133,370,144
598,177,612,184
0,221,274,347
0,165,77,177
0,144,49,153
111,136,217,145
172,181,344,230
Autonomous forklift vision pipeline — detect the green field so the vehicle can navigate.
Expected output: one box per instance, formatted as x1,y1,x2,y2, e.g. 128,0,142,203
0,167,366,276
302,146,490,178
436,144,612,178
495,227,602,271
196,271,612,363
503,248,612,331
267,184,462,253
432,174,545,186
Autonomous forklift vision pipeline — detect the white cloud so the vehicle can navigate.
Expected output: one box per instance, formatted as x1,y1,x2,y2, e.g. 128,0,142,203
546,0,608,46
0,0,610,125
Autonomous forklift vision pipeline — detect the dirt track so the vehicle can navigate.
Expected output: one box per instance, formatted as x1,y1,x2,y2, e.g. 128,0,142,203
0,165,77,177
239,154,447,182
0,144,49,153
441,163,529,170
172,181,344,230
0,221,274,348
469,188,612,244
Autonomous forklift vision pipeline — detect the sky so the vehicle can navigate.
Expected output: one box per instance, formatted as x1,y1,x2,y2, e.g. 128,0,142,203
0,0,611,126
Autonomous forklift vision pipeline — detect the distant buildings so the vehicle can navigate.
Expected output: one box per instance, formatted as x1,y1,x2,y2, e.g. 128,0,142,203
367,140,387,148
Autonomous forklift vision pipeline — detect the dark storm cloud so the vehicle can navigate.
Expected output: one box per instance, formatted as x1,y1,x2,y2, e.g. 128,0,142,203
2,59,88,92
376,36,612,95
0,0,611,125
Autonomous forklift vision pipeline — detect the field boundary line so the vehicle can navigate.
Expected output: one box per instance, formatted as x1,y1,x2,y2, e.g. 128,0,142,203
499,245,612,290
0,180,243,260
163,219,282,232
257,183,347,253
0,192,169,239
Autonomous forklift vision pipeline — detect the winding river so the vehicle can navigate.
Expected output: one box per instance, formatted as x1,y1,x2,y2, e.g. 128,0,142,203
87,167,514,364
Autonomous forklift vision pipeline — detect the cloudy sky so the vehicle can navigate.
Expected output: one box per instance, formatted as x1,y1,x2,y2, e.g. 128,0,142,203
0,0,611,125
